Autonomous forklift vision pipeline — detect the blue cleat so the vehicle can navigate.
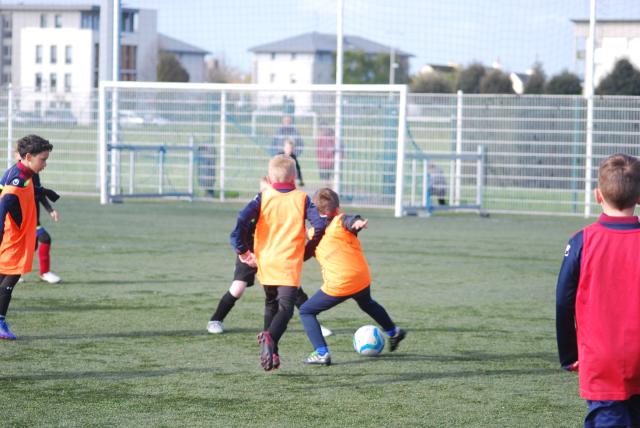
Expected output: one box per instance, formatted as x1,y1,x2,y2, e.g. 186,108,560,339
0,320,17,340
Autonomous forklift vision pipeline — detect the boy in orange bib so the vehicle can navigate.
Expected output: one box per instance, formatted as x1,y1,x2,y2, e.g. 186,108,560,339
230,155,326,370
299,188,406,365
0,135,53,340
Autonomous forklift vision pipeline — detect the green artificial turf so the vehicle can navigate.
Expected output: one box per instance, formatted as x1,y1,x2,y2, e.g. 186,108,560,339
1,197,590,427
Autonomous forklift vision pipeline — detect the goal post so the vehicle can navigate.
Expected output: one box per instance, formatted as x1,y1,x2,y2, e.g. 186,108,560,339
397,147,485,217
98,80,407,206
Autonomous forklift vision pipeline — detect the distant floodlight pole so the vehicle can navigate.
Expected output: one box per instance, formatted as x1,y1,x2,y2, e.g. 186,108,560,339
584,0,596,218
333,0,343,194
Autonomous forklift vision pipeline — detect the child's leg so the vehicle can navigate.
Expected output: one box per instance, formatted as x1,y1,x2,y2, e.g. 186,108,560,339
294,287,309,309
628,395,640,427
0,274,22,321
210,280,248,322
299,289,344,352
351,286,396,333
266,286,298,345
584,400,632,428
37,227,51,275
263,285,279,330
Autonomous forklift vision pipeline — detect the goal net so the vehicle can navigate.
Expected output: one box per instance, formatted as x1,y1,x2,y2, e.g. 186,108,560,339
98,81,407,206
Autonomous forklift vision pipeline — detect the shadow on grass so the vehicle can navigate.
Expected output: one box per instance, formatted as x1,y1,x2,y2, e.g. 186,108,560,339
331,351,557,365
293,366,561,388
0,366,216,382
22,329,207,341
14,304,169,313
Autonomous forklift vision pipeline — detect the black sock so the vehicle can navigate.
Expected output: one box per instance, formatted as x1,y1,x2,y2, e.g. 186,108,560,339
295,287,309,309
0,274,20,319
210,291,238,322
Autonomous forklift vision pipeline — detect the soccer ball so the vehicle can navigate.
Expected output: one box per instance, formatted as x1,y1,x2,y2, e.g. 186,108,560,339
353,325,385,356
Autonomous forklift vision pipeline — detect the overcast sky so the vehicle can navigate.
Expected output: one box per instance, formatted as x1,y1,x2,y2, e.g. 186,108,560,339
9,0,640,76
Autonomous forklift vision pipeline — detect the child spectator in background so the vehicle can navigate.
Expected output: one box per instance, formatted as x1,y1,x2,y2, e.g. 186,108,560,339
316,124,336,187
271,115,303,157
0,135,53,339
230,155,326,371
32,173,61,283
279,138,304,187
428,163,447,206
299,188,406,365
556,153,640,427
208,176,331,337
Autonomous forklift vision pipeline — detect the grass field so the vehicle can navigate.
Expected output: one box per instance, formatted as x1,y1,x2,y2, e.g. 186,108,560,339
2,197,591,427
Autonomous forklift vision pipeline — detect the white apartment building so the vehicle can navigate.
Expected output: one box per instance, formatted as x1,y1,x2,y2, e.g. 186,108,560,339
249,32,411,110
573,19,640,88
0,3,208,122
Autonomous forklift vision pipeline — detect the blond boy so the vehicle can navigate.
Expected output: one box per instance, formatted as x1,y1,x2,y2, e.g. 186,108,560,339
230,156,325,370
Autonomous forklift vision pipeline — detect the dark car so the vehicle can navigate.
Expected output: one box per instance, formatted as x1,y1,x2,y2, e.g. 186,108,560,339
43,110,77,125
13,110,41,124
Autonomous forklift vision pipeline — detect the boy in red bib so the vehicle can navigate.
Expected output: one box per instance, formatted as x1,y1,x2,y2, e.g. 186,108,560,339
556,153,640,427
299,188,406,365
0,135,53,339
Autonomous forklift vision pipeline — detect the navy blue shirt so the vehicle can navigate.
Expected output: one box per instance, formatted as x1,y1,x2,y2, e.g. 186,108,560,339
229,183,326,258
556,214,640,369
0,162,34,244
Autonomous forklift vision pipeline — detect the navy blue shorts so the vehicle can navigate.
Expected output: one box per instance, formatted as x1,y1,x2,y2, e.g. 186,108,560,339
233,256,256,286
585,396,640,428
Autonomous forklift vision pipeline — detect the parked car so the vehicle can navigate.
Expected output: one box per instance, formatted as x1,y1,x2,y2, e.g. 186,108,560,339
119,109,145,125
142,113,170,126
13,111,41,124
43,110,77,125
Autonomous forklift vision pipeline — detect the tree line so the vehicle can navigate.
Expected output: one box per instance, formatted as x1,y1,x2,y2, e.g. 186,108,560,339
411,58,640,96
157,50,640,97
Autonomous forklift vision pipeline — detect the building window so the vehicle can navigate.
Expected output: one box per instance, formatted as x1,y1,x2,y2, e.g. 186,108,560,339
35,101,42,113
2,15,12,38
40,14,47,28
81,11,99,30
55,14,62,28
35,45,42,63
49,101,56,109
93,43,99,88
65,45,72,64
35,73,42,91
50,46,57,64
291,53,296,60
2,74,10,84
121,10,138,33
64,73,71,92
271,52,276,60
3,45,10,60
120,45,137,80
50,73,57,91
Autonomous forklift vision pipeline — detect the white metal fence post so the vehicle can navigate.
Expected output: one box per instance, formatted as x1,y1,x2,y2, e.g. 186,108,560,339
99,82,108,204
219,91,227,202
584,95,594,217
455,90,463,205
393,85,407,217
6,83,13,168
476,146,484,207
583,0,596,218
188,135,194,197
